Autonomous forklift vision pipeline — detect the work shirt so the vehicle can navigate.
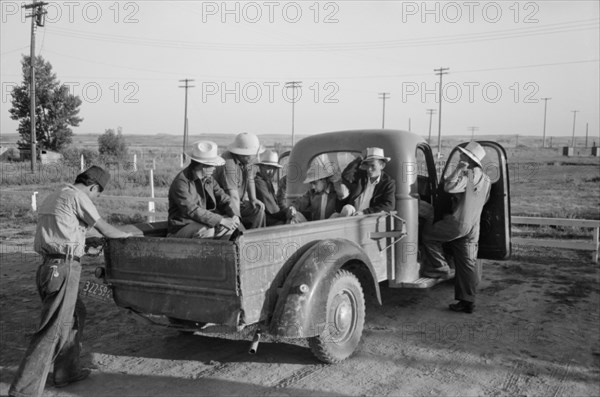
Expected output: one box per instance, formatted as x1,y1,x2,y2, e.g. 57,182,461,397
168,166,235,234
353,175,380,211
34,184,101,258
214,151,257,216
293,183,341,221
444,167,491,230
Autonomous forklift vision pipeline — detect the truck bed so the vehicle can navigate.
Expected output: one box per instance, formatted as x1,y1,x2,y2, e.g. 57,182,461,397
104,214,392,329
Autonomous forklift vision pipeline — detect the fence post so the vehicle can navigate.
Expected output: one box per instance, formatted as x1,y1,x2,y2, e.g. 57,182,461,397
180,153,184,168
80,154,84,171
31,191,38,212
133,154,138,172
148,169,155,222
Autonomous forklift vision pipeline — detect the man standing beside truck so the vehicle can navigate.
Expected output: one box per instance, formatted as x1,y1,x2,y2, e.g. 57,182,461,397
9,166,131,397
215,132,266,229
420,141,491,314
168,140,241,239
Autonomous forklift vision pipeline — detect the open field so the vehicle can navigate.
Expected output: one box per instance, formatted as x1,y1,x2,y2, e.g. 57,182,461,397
0,133,598,396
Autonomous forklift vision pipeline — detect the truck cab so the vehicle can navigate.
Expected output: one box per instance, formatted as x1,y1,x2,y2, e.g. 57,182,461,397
283,129,511,287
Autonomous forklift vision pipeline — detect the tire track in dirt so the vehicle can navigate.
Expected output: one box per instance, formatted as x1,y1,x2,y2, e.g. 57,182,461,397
500,360,526,394
271,364,327,389
548,361,571,397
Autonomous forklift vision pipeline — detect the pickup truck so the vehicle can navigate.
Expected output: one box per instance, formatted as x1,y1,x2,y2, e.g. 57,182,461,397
91,129,511,363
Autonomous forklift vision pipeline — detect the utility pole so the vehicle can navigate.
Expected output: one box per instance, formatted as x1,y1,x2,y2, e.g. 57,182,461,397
378,92,390,129
434,67,449,158
426,109,436,144
571,110,579,147
468,126,479,141
179,79,195,160
23,0,48,173
541,97,551,148
585,122,589,147
285,81,302,146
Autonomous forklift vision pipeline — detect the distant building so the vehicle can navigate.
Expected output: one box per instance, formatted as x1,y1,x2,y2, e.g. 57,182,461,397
19,148,63,164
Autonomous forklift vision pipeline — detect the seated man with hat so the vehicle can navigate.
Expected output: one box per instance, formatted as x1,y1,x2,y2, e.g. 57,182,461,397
420,141,491,314
340,147,396,216
214,132,266,229
254,150,289,226
168,140,241,239
287,157,348,222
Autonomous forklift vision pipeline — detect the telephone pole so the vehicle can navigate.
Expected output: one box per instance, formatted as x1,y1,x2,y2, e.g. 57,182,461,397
571,110,579,147
23,0,48,173
378,92,390,129
541,97,551,148
434,67,449,158
426,109,436,144
179,79,195,160
286,81,302,146
468,126,479,141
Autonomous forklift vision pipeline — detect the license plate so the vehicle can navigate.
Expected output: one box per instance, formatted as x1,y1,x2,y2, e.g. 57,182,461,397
80,280,113,303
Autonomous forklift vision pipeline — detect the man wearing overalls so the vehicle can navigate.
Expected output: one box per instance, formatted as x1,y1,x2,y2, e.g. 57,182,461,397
420,142,491,314
9,166,131,397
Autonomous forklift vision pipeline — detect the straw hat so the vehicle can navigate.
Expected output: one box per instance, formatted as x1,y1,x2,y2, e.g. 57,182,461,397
257,149,282,168
188,140,225,166
360,147,391,169
304,159,336,184
228,132,265,156
458,141,486,167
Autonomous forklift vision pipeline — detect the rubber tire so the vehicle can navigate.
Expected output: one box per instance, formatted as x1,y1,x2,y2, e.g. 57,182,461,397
308,270,366,363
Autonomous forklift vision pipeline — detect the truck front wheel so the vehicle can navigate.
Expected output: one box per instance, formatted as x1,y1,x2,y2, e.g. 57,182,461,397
308,270,365,363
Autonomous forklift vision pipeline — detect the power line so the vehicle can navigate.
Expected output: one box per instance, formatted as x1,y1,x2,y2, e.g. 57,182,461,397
285,81,302,146
22,0,48,174
541,98,551,148
179,79,195,161
434,67,449,158
378,93,390,129
571,110,579,147
43,18,599,52
425,109,436,144
468,126,479,141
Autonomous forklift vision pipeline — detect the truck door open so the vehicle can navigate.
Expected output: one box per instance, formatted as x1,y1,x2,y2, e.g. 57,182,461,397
435,141,511,260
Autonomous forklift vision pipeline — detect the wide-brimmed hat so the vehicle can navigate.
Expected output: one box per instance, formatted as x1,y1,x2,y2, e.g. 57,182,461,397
78,166,110,192
257,149,282,168
360,147,391,168
228,132,265,156
304,158,336,184
188,140,225,166
458,141,486,167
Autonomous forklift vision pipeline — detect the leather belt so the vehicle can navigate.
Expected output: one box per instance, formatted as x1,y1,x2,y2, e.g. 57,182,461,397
45,253,81,262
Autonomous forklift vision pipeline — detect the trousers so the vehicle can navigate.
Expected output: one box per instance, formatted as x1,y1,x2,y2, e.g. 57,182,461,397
421,218,481,303
9,257,86,397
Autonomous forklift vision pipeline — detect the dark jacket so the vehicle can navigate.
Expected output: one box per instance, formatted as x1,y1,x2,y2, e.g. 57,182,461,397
293,183,343,221
255,171,288,223
341,158,396,214
168,166,235,234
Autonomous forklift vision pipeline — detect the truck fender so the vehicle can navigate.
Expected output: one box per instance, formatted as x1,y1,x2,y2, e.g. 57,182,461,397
269,238,381,338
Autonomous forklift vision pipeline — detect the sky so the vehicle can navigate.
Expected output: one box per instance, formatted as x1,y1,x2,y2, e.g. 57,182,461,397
1,0,599,143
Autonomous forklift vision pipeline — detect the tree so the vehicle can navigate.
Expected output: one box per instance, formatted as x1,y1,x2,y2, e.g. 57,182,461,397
9,55,83,152
98,127,129,159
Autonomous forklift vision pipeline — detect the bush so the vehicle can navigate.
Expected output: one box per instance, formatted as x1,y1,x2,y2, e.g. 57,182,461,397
98,127,128,160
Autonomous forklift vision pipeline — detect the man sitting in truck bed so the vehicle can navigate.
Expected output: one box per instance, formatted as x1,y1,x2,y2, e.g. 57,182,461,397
168,140,241,239
287,157,348,222
340,147,396,215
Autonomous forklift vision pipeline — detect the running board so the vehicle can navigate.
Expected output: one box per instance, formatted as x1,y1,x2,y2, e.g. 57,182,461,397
391,270,455,289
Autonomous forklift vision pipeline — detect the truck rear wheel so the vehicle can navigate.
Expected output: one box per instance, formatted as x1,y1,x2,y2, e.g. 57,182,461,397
308,270,365,363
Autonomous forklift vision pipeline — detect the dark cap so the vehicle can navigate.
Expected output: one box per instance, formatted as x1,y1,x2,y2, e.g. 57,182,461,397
78,166,110,192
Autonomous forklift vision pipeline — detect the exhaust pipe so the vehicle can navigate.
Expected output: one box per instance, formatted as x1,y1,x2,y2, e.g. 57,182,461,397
248,329,261,354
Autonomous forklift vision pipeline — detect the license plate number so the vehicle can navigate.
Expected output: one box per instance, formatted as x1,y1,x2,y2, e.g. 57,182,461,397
80,280,113,302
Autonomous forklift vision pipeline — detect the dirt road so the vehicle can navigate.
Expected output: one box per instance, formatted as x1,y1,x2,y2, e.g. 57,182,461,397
1,228,598,396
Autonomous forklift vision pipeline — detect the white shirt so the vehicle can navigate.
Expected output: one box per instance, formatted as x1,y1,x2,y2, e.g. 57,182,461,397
354,175,381,211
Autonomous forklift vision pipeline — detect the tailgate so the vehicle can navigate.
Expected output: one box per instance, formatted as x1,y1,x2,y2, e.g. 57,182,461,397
104,237,242,326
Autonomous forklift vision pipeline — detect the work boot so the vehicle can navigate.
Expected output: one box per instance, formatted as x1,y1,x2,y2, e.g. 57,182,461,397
53,368,91,388
449,300,474,314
